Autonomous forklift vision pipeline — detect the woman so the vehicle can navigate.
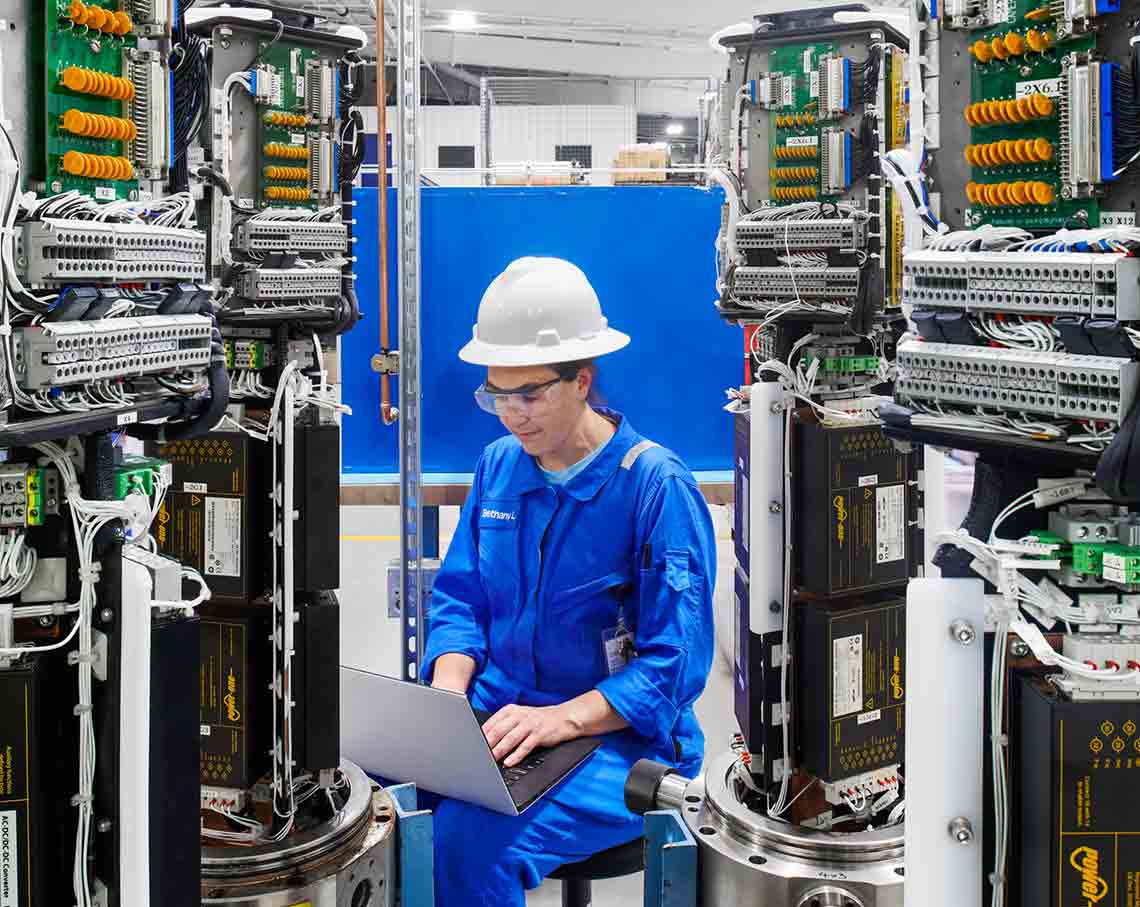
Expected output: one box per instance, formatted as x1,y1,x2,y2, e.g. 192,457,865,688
423,256,716,905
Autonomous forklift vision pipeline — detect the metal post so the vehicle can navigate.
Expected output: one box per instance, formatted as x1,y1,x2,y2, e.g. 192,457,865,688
397,0,424,684
479,76,493,186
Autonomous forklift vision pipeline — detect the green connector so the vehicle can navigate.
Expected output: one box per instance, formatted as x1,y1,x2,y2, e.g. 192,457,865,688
113,456,166,500
1072,543,1108,576
1103,546,1140,585
25,467,45,527
853,356,881,372
249,341,268,369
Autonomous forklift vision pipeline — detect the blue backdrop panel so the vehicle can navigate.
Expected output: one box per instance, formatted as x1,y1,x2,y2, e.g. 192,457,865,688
343,186,737,477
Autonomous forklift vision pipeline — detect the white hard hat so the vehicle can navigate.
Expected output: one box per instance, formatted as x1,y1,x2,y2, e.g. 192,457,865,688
459,257,630,367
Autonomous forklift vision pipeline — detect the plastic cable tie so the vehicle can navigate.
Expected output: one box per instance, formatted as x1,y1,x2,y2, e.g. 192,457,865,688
72,703,92,715
70,794,93,807
78,564,101,583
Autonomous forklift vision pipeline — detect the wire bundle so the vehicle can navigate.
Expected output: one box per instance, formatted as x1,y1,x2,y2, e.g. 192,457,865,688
1112,69,1140,176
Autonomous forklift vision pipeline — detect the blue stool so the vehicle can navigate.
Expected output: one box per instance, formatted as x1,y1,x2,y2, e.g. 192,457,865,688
548,838,644,907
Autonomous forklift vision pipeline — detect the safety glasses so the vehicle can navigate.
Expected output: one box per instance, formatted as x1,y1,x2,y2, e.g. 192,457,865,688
473,377,567,415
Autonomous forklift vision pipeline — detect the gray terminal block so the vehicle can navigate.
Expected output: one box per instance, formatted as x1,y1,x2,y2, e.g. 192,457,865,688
123,547,184,604
902,250,1140,319
12,314,212,391
237,268,342,300
20,219,206,283
732,266,860,299
734,217,867,251
896,340,1139,425
233,220,348,254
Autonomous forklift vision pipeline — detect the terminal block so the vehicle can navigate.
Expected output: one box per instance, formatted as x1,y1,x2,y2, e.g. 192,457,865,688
732,266,860,299
124,48,170,180
823,766,901,807
233,220,348,254
896,340,1139,425
902,250,1140,320
12,315,212,390
20,220,207,283
1059,54,1118,199
224,338,276,370
305,59,337,123
821,128,853,195
237,268,342,300
0,465,61,528
113,455,171,501
734,217,867,251
817,55,852,119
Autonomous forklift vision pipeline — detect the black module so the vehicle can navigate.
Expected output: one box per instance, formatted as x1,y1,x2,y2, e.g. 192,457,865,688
293,422,340,592
154,433,269,602
732,567,787,780
199,611,272,789
1015,677,1140,907
796,598,906,782
292,591,341,772
733,412,751,575
0,657,77,907
150,617,201,906
794,420,920,597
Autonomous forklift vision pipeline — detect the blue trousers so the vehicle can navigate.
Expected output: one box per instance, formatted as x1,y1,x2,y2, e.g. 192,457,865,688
431,684,697,905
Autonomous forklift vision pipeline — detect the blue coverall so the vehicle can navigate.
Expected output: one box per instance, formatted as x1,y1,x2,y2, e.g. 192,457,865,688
422,409,716,906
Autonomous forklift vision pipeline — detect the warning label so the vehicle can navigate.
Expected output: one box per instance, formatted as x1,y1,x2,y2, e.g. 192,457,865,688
876,485,905,564
833,634,863,718
205,497,241,577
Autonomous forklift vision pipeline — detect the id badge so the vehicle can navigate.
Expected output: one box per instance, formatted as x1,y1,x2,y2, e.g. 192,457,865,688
602,625,635,675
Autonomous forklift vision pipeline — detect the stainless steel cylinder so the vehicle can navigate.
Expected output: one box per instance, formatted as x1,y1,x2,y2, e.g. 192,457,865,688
680,753,904,907
201,760,397,907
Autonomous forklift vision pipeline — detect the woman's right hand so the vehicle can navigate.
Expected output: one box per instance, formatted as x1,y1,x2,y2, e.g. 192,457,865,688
430,652,477,695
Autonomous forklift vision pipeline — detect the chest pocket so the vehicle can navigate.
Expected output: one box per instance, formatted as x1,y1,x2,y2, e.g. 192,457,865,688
477,498,521,615
547,568,633,628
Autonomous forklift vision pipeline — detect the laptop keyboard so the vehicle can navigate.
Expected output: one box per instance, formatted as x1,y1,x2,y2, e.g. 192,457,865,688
500,753,547,788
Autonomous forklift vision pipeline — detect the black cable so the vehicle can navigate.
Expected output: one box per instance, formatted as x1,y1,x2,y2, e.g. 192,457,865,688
242,18,285,72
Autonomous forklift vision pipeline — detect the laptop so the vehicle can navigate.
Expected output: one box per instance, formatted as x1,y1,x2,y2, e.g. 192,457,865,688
340,666,602,815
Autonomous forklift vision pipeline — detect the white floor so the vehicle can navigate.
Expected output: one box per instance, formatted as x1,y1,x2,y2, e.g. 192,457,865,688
338,504,739,906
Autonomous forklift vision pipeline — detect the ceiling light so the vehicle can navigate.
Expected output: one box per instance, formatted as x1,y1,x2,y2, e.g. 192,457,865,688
665,123,685,136
448,10,478,30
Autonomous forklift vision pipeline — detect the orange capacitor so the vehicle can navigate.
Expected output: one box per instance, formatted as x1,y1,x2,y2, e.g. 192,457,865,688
971,39,994,62
67,0,89,24
1025,28,1050,51
85,6,107,30
111,11,132,34
991,35,1010,60
805,114,816,125
1030,181,1055,204
1003,32,1026,55
1032,137,1054,161
1000,99,1019,123
966,181,981,203
964,145,977,165
1009,181,1030,205
994,182,1012,205
987,100,1006,123
998,140,1016,162
1030,92,1054,117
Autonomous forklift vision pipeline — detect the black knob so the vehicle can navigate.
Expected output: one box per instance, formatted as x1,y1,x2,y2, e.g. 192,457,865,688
624,759,676,815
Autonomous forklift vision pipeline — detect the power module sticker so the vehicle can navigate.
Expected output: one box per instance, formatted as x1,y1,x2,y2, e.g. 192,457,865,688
876,485,905,564
833,634,863,718
0,809,18,907
205,497,241,577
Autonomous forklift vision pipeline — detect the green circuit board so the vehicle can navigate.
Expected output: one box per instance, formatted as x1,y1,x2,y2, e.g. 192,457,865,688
767,42,838,203
966,0,1098,228
255,43,325,209
31,0,140,199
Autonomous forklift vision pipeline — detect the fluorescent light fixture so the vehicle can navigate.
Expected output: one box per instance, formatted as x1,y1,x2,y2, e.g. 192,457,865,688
448,10,478,29
665,123,685,136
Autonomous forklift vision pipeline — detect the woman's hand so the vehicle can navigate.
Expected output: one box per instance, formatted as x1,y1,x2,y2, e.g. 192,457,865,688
482,703,584,767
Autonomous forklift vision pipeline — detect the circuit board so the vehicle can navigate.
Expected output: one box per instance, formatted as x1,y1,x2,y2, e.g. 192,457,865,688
965,0,1098,229
768,42,837,203
31,0,140,199
254,43,330,209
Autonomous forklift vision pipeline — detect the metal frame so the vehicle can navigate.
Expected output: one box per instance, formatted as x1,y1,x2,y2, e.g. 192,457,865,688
643,810,698,907
388,783,435,907
397,0,425,684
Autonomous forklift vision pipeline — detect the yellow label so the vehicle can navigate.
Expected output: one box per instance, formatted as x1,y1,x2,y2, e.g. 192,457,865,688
224,668,241,722
1069,846,1109,906
833,494,847,548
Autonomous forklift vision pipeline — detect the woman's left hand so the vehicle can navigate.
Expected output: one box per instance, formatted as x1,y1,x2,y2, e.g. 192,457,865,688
482,703,583,767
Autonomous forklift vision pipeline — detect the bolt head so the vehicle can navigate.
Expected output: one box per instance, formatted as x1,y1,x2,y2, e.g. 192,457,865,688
96,819,112,833
770,402,783,414
769,501,783,514
37,616,55,628
1020,66,1032,77
50,181,62,193
1010,640,1030,658
1062,186,1074,200
100,608,114,624
769,600,782,614
950,619,976,645
89,40,101,53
